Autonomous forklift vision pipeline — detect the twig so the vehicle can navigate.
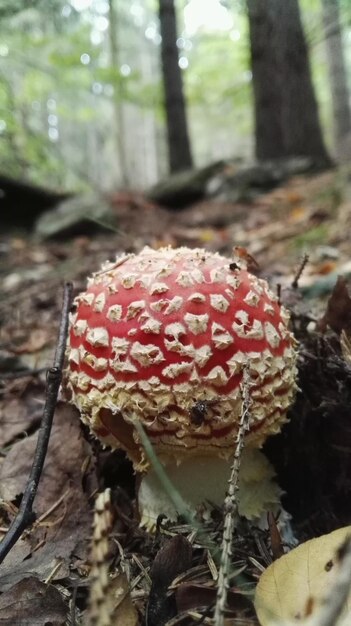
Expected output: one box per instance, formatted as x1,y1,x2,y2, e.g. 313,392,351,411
213,366,252,626
291,254,309,289
0,281,73,566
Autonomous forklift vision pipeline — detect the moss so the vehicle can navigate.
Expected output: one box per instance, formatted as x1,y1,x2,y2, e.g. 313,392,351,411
291,223,330,250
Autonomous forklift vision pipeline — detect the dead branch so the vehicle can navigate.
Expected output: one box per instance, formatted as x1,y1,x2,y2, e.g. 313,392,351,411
0,281,73,566
213,366,252,626
291,254,309,289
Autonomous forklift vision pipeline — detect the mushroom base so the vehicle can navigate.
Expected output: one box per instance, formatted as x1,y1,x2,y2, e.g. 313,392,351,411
137,448,283,530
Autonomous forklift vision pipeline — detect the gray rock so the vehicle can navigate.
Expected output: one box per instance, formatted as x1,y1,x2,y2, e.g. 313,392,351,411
147,161,225,208
147,156,318,209
207,157,315,202
35,193,115,239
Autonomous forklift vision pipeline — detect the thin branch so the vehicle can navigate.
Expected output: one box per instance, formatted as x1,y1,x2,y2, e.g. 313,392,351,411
0,281,73,566
213,366,252,626
291,254,309,289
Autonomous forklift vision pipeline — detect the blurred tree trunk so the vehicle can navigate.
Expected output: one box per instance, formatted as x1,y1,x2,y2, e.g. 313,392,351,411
321,0,351,158
108,0,129,186
247,0,330,165
159,0,193,173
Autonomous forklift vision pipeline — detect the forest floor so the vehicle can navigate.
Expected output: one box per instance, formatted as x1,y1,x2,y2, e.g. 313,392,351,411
0,165,351,625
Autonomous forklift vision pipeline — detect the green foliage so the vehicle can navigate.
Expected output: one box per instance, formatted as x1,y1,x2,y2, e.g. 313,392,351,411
0,0,344,189
292,224,330,250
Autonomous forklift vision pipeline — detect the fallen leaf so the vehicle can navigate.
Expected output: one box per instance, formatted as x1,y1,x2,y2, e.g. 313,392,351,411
254,526,351,625
288,205,308,223
0,576,67,625
0,403,95,591
0,387,44,448
319,276,351,333
146,535,193,626
340,329,351,365
286,191,304,204
311,260,337,276
233,246,260,273
11,329,50,354
110,573,139,626
175,582,252,614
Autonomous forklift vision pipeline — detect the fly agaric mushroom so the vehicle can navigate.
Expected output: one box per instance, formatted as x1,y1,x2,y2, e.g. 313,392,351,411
66,246,297,525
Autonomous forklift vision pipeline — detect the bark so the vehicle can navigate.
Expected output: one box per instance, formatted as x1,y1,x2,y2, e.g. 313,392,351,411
247,0,331,165
159,0,193,173
321,0,351,157
108,0,129,186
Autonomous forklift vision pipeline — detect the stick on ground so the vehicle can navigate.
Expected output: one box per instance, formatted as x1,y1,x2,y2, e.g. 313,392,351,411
291,253,309,289
0,281,73,566
214,366,252,626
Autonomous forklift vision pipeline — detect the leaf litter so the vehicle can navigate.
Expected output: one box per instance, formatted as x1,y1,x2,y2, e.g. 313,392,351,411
1,168,351,624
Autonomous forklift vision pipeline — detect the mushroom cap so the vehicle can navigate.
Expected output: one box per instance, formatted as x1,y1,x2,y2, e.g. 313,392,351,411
66,246,297,468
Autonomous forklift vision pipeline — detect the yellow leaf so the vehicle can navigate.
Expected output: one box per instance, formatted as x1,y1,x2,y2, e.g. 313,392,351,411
254,526,351,625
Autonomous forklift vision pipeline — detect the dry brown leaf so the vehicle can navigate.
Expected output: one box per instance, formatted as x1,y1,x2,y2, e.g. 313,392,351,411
254,526,351,625
233,245,260,272
110,573,139,626
0,394,42,448
11,328,51,354
175,582,252,614
0,403,94,591
319,276,351,334
147,535,193,626
0,576,67,625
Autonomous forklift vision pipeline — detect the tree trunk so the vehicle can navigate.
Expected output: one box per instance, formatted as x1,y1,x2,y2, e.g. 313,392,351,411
159,0,193,173
321,0,351,158
247,0,331,165
108,0,129,186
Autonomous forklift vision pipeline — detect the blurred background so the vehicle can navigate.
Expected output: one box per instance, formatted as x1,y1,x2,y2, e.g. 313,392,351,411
0,0,350,195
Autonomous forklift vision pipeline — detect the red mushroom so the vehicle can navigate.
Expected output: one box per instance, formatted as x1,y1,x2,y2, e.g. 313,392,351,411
66,246,297,525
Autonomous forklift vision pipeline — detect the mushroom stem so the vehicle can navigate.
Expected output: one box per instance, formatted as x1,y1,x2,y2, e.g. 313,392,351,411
137,448,283,529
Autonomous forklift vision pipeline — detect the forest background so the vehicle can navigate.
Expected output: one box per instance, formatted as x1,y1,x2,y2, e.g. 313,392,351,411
1,0,351,196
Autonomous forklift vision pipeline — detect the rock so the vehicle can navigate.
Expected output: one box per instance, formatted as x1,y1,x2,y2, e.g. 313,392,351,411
207,157,316,202
146,157,321,209
0,174,70,230
147,161,225,208
35,194,114,239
